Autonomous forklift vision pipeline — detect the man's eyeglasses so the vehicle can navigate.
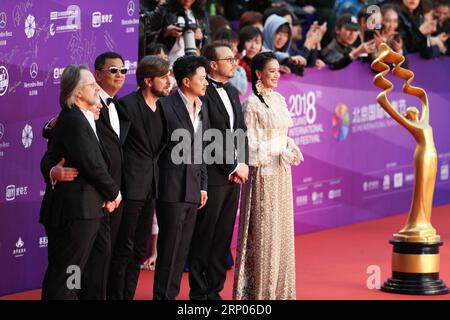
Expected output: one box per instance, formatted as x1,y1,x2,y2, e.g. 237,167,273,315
214,57,239,64
98,66,128,75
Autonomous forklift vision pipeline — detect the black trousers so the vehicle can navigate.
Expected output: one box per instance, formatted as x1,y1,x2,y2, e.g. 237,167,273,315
78,204,123,300
41,218,102,300
108,198,154,300
188,184,240,300
153,201,198,300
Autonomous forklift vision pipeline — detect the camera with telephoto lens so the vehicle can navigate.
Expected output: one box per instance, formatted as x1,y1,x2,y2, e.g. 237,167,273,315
176,15,198,56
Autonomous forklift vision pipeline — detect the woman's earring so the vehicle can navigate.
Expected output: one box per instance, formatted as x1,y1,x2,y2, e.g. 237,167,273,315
256,78,263,95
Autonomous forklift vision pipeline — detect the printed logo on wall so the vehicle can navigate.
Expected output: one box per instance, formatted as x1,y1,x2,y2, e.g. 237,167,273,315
24,14,36,38
393,172,403,188
53,67,65,84
92,11,112,28
30,62,38,79
124,60,137,75
22,124,33,148
39,236,48,248
0,65,8,96
6,185,15,201
383,175,390,190
0,12,7,29
0,122,10,157
13,237,27,258
5,185,28,201
49,5,81,36
332,103,350,142
127,1,135,16
92,12,101,27
441,164,449,181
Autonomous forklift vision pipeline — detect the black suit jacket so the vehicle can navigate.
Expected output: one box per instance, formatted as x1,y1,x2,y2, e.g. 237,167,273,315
119,90,168,201
96,97,131,188
204,80,249,185
39,106,120,226
157,91,209,204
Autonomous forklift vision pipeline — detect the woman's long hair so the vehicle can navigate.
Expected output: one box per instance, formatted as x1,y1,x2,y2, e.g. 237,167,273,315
168,0,207,19
397,0,432,22
250,51,277,108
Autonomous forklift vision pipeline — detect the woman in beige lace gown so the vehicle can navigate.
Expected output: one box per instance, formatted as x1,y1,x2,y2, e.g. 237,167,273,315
233,52,303,300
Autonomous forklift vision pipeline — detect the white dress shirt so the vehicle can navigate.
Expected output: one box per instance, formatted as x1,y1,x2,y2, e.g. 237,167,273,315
177,89,203,134
177,89,207,194
210,77,235,131
81,109,99,141
99,89,121,138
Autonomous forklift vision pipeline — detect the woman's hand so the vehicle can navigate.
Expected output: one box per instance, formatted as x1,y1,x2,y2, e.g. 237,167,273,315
315,59,325,70
279,65,291,74
419,19,437,36
289,55,307,66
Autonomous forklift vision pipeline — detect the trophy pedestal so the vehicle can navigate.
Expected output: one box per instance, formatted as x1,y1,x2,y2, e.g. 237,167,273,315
381,240,449,295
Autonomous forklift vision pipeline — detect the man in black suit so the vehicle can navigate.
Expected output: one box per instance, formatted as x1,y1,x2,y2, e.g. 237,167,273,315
153,55,210,300
108,56,171,300
86,52,131,300
40,65,121,300
188,41,249,300
41,52,131,300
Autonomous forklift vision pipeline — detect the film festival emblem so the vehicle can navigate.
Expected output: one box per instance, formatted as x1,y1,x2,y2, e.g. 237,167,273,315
371,43,449,295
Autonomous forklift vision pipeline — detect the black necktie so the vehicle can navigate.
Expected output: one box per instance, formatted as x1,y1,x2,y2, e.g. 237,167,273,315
106,96,118,106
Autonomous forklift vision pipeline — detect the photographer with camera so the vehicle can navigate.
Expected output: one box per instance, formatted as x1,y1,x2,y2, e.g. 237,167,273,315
144,0,211,67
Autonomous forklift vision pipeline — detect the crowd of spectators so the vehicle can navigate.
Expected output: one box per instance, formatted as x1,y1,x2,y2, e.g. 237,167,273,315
139,0,449,92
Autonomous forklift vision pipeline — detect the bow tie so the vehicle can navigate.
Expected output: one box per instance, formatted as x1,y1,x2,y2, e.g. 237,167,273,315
209,78,229,89
106,97,119,106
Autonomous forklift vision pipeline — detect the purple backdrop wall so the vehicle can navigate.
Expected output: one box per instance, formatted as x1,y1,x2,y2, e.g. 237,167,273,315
282,55,450,234
0,0,139,296
1,0,449,297
231,55,450,246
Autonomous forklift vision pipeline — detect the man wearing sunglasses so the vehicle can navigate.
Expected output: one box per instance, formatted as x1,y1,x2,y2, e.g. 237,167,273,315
83,51,132,300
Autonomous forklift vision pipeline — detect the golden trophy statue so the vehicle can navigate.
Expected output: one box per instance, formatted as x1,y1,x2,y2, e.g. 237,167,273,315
371,43,448,295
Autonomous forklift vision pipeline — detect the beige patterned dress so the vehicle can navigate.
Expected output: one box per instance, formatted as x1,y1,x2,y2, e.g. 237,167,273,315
233,89,303,300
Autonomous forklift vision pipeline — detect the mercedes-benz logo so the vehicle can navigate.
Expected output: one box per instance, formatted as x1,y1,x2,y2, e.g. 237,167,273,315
127,1,135,17
0,12,7,29
30,62,38,79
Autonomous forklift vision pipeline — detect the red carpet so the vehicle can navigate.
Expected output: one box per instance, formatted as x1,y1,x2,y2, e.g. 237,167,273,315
2,204,450,300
